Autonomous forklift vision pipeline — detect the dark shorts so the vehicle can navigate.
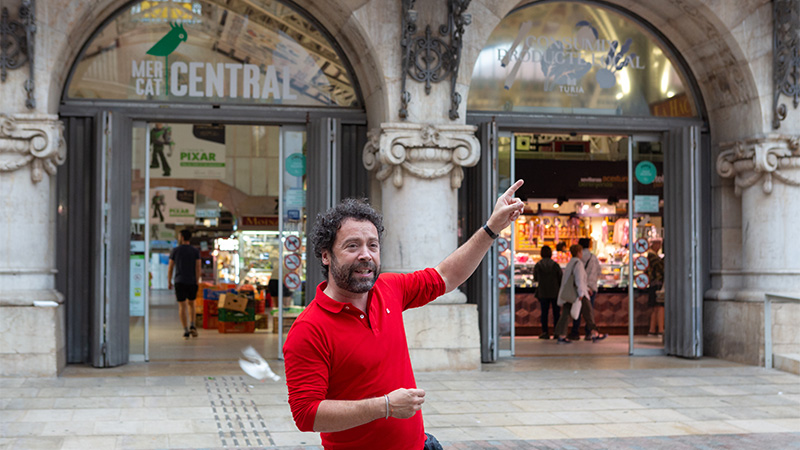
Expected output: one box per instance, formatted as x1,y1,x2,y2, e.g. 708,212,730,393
175,283,198,302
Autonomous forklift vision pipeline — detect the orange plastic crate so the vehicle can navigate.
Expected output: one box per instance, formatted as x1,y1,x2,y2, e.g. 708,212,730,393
218,320,255,333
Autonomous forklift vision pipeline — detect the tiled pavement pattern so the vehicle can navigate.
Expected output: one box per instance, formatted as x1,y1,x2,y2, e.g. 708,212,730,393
1,356,799,449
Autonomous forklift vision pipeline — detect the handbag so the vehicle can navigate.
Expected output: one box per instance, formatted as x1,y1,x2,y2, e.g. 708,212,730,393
570,298,582,320
558,262,579,306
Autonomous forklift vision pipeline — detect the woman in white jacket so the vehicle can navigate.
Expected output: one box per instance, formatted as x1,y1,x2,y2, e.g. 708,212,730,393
554,244,607,344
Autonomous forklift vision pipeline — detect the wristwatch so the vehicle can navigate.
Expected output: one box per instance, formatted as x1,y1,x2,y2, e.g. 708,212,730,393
482,223,499,239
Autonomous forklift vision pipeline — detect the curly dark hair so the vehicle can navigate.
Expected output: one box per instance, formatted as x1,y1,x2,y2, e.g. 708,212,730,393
310,198,384,278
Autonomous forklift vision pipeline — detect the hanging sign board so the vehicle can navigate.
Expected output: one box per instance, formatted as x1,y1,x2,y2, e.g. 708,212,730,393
150,123,226,180
240,216,279,230
149,189,195,225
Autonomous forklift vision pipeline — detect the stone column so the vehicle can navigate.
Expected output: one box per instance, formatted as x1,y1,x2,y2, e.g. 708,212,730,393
0,114,67,376
714,135,800,364
363,122,481,370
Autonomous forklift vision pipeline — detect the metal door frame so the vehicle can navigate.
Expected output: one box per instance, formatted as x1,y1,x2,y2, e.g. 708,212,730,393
469,115,706,361
58,105,362,367
628,133,668,356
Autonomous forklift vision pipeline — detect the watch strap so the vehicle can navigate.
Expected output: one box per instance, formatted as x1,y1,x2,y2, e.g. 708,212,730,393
483,223,499,239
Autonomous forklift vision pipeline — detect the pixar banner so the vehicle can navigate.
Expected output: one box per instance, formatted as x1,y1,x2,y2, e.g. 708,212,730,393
149,123,226,179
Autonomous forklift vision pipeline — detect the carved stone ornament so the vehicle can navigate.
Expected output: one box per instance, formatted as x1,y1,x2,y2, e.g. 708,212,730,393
0,114,66,182
363,123,480,189
716,135,800,195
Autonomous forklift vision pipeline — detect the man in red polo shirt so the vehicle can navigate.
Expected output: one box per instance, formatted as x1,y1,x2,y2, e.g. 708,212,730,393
284,180,524,450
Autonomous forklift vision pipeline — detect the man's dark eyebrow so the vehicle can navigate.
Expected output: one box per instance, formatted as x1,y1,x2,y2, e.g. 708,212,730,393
339,236,379,246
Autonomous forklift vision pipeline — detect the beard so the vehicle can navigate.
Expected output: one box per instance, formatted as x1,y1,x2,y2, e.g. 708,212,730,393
329,254,380,293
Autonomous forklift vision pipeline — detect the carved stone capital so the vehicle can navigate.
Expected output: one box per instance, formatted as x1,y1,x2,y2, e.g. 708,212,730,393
0,114,66,182
363,122,480,188
716,135,800,195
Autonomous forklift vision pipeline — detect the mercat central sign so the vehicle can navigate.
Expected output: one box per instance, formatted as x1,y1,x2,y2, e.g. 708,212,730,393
131,61,298,100
132,21,297,100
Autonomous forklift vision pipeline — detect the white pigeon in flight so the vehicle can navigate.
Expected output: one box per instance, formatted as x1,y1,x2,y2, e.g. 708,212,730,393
239,346,281,382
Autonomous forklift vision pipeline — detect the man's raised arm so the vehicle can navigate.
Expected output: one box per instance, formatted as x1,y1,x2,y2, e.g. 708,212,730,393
435,179,525,293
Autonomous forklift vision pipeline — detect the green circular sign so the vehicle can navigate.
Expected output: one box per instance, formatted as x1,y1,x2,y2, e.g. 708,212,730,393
635,160,657,185
285,153,306,177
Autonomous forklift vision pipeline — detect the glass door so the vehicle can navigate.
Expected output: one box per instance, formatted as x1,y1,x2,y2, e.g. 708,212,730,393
496,132,515,357
277,126,307,360
130,121,150,361
628,134,666,355
129,121,308,362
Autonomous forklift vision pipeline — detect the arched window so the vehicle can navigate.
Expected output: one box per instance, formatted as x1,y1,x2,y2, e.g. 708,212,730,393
65,0,361,108
468,1,698,117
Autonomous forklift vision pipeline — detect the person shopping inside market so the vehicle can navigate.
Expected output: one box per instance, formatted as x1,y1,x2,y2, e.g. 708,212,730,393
554,244,607,344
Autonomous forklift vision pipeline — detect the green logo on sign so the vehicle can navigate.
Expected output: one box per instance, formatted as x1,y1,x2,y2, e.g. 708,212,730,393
635,160,657,185
146,23,188,57
146,22,188,96
286,153,306,177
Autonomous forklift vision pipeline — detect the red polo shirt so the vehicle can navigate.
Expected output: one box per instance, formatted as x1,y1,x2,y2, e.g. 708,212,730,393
283,268,445,450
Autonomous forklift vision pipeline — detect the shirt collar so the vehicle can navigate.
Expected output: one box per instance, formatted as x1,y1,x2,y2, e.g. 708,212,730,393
312,281,374,314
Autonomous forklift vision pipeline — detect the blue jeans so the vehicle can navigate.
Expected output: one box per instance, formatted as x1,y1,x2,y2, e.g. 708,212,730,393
423,432,443,450
571,291,597,337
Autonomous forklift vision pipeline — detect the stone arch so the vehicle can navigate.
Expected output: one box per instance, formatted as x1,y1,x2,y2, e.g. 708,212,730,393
462,0,766,141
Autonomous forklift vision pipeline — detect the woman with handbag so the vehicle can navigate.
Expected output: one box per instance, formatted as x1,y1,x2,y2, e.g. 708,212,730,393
554,244,608,344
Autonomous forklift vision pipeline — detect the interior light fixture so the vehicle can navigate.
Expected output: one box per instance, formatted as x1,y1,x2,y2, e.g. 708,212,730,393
554,196,567,208
593,202,601,208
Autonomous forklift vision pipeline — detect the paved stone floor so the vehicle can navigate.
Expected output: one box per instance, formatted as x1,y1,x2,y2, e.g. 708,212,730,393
2,354,799,449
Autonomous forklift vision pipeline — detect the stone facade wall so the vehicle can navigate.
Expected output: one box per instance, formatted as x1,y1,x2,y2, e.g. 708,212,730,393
0,0,798,375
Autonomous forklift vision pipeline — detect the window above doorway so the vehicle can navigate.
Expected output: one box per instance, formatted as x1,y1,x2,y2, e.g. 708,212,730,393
64,0,361,108
467,1,699,118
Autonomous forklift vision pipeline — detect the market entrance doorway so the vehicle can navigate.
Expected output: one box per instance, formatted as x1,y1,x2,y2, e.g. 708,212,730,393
469,125,703,361
129,122,307,363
